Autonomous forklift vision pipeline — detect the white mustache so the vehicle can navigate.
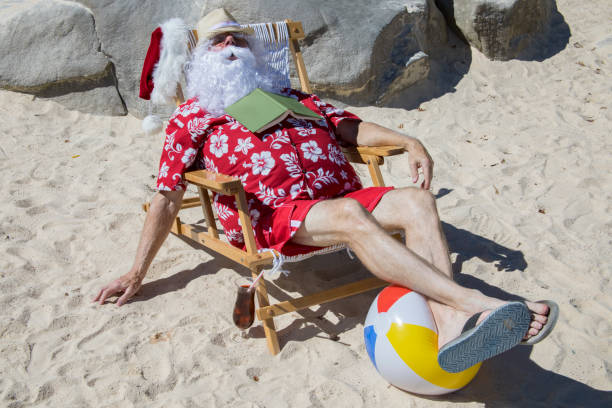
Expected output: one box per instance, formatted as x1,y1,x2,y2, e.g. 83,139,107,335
216,45,255,63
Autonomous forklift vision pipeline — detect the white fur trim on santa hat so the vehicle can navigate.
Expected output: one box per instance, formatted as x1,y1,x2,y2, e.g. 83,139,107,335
142,114,163,135
151,18,190,106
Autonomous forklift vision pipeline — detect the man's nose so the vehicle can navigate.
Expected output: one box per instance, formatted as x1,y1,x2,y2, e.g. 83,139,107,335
223,35,236,47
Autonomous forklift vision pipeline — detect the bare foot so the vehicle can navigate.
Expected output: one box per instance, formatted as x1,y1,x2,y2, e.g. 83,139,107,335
429,300,550,349
429,302,474,350
524,301,550,340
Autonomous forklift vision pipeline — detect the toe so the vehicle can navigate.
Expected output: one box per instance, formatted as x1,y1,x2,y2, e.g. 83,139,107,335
530,320,543,330
526,301,549,316
532,313,548,324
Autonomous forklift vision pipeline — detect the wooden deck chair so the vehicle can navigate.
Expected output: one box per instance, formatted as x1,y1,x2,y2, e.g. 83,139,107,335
144,20,405,355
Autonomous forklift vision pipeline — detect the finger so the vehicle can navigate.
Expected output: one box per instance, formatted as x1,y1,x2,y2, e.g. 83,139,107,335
93,288,105,302
98,288,115,305
117,286,136,307
409,160,419,184
116,292,130,307
422,161,433,190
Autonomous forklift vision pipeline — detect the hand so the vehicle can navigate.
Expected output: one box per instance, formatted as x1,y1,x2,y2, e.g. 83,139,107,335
93,273,142,307
406,139,434,190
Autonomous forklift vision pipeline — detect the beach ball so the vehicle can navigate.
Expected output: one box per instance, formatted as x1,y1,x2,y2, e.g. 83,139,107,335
364,285,480,395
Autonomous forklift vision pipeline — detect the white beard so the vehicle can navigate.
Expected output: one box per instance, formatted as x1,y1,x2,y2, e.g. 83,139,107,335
185,43,278,116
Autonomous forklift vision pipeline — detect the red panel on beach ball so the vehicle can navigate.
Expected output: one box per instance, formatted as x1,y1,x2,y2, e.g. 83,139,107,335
377,285,412,313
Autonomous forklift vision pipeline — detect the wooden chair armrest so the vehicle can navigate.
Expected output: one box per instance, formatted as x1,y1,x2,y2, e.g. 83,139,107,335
341,145,404,165
184,169,244,195
347,145,405,156
185,169,258,254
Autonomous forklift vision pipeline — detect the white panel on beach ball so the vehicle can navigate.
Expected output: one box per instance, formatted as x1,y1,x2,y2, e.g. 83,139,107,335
364,285,481,395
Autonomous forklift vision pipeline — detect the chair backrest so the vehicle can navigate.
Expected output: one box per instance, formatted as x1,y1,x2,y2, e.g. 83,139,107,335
174,20,311,106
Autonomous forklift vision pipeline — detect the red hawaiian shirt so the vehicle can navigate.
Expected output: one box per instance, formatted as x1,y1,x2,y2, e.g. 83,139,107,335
156,89,380,255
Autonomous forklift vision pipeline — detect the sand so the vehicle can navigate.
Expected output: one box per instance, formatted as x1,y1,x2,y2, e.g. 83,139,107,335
1,0,611,406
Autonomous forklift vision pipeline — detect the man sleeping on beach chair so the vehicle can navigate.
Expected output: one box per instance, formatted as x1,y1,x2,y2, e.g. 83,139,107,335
94,8,558,372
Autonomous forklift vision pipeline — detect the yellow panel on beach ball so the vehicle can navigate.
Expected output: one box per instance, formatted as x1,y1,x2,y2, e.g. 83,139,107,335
387,323,481,390
363,285,481,395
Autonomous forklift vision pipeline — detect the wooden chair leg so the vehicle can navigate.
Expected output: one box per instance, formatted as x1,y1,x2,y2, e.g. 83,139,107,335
251,265,280,355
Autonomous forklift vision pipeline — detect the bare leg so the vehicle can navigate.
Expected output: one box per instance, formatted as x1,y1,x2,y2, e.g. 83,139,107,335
371,188,471,345
371,188,548,341
371,188,453,279
291,191,549,346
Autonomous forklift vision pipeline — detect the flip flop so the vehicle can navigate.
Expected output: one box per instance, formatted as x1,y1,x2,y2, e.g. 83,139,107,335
520,300,559,346
438,302,531,373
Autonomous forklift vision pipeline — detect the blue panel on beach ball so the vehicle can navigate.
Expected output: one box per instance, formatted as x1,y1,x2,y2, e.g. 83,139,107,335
364,324,378,370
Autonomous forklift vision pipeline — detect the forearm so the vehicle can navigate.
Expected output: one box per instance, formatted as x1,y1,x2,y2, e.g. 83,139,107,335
355,121,419,150
130,191,184,281
337,120,419,150
338,119,434,188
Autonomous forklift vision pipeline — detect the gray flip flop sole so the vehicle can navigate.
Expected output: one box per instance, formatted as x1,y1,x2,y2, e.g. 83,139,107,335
438,302,530,373
520,300,559,346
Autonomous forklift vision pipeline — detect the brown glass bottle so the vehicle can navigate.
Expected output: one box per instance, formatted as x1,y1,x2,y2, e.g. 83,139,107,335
233,284,255,329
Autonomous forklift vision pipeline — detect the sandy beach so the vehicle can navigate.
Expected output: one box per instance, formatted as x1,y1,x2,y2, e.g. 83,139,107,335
1,0,611,406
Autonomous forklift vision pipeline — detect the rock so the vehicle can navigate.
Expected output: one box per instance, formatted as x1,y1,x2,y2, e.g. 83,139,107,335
69,0,203,118
65,0,449,115
2,0,449,116
0,0,126,115
435,0,556,60
48,83,127,116
226,0,448,106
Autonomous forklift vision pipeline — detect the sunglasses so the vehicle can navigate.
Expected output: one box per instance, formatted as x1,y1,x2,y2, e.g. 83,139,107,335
210,33,249,48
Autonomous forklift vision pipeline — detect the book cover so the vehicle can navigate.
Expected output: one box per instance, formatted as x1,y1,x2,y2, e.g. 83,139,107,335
225,88,322,133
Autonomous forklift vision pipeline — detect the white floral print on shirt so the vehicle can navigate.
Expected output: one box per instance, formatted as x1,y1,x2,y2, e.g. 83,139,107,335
301,140,326,162
250,151,275,176
209,132,229,158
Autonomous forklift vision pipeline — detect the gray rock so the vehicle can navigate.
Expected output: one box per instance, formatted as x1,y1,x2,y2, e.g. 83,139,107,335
2,0,450,116
69,0,203,118
0,0,126,115
46,82,128,116
221,0,448,106
69,0,449,115
435,0,556,60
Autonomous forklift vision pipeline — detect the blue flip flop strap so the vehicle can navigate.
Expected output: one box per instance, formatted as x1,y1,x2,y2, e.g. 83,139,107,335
462,312,483,332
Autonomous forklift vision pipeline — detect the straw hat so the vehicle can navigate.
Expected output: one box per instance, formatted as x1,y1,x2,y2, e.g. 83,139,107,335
196,8,254,42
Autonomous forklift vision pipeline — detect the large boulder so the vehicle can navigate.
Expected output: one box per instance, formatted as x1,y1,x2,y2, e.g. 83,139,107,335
72,0,449,116
0,0,126,115
227,0,448,106
435,0,556,60
66,0,201,118
2,0,449,116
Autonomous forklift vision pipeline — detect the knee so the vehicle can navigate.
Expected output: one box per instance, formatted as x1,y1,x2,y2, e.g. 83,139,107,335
415,188,436,210
400,188,438,220
332,198,375,238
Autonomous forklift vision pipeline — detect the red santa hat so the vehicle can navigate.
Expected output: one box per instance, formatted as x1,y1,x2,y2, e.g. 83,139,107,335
139,18,193,135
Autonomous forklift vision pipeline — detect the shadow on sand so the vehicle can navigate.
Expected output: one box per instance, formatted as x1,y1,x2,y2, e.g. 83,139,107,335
383,27,473,111
516,2,572,62
128,212,609,406
381,2,570,111
424,270,611,407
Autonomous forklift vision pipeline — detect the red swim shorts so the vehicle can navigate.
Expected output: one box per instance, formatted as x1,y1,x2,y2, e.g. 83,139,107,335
262,186,394,257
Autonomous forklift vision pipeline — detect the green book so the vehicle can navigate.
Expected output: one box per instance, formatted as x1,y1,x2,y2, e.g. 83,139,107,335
225,88,322,133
